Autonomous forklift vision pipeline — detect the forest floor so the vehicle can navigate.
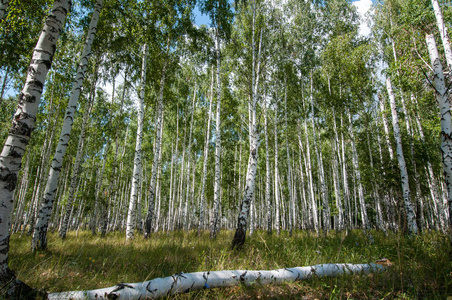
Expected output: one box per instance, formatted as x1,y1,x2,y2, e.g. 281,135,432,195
7,229,452,299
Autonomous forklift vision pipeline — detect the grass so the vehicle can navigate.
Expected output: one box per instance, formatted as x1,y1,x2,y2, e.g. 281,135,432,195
8,229,452,299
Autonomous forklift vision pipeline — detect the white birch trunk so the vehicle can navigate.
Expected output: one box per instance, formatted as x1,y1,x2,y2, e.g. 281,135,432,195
284,80,294,236
198,69,214,234
0,0,70,283
332,114,344,231
386,77,418,234
264,103,272,234
210,29,222,239
49,263,386,300
303,121,318,233
310,74,329,231
274,101,281,235
31,0,103,250
126,43,147,241
378,94,395,161
426,33,452,231
144,61,167,237
337,116,351,229
59,91,94,239
431,0,452,72
231,17,261,247
183,88,196,232
347,111,369,230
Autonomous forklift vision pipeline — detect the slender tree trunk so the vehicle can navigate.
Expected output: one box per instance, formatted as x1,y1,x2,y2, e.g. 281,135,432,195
426,34,452,232
386,77,418,234
264,102,272,235
375,128,390,232
183,89,196,232
0,0,70,287
210,28,222,239
332,114,343,231
347,111,369,230
303,121,318,233
144,60,168,237
431,0,452,72
59,88,95,239
310,74,329,231
412,94,445,230
340,116,352,229
126,43,147,241
284,79,294,236
31,0,102,250
378,94,395,161
231,0,261,248
198,69,214,235
274,100,281,235
0,66,9,102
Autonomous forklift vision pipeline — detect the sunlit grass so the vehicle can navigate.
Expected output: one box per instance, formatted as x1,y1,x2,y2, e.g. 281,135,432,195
8,229,452,299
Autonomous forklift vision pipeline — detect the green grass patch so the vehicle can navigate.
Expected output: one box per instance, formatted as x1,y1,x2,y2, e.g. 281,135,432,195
9,229,452,299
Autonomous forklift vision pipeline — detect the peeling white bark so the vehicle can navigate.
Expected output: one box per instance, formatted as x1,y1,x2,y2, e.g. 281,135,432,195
59,90,94,239
386,77,418,234
274,100,280,235
198,69,214,234
48,263,386,300
426,34,452,232
264,103,272,234
210,29,222,239
0,0,70,280
32,0,103,250
347,111,369,230
126,43,147,241
144,60,167,237
310,74,329,231
432,0,452,72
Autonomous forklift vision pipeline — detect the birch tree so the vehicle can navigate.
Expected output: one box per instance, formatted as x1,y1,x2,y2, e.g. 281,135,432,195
210,27,222,239
49,263,387,300
0,0,71,290
126,43,147,241
144,60,168,237
198,68,214,234
431,0,452,72
31,0,103,251
426,33,452,232
386,77,418,234
232,0,262,248
59,80,96,239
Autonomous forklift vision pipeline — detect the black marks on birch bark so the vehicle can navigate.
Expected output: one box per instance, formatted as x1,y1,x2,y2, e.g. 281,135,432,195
231,227,246,249
0,169,17,192
18,92,36,104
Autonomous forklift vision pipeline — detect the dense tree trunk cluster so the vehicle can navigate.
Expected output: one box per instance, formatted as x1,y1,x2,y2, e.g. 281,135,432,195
0,0,451,293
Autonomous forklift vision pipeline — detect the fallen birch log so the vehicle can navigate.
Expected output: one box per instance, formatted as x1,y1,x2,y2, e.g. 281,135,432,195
48,262,387,299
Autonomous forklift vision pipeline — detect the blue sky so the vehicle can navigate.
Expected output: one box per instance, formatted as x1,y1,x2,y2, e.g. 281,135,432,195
193,5,211,27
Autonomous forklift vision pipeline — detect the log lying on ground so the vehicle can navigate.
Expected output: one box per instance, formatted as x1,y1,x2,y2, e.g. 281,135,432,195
48,262,388,300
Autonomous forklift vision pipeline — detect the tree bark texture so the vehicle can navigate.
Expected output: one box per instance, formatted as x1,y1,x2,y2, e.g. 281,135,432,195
0,0,71,283
386,77,418,234
426,34,452,232
144,61,167,237
431,0,452,72
126,43,147,241
31,0,103,251
48,263,386,300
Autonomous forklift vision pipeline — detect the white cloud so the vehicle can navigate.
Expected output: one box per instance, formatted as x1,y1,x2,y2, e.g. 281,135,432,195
353,0,372,37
